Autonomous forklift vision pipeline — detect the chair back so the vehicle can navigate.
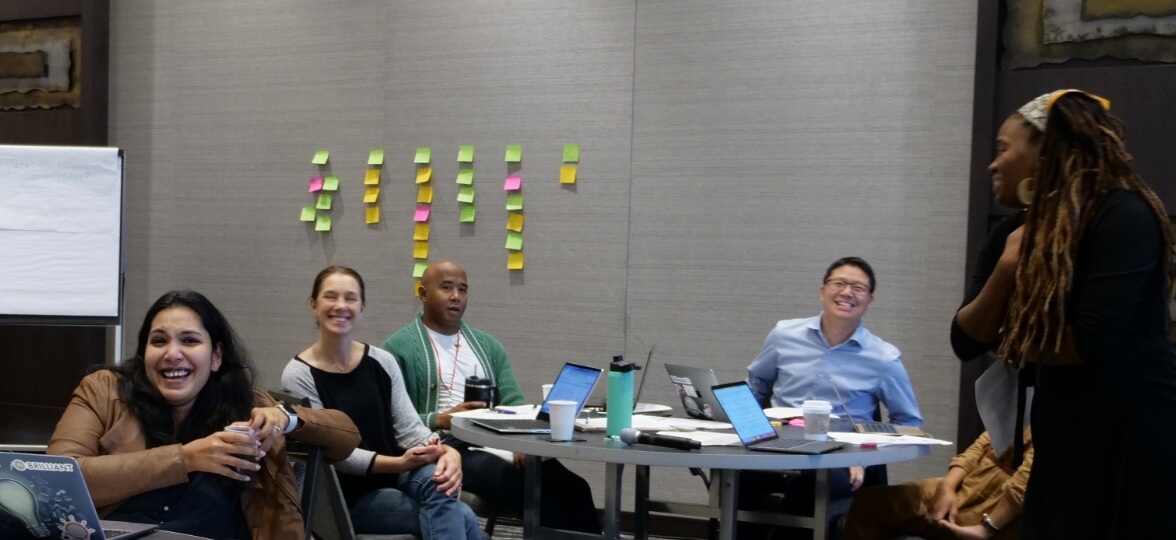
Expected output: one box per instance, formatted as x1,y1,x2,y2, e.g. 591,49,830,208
268,389,324,540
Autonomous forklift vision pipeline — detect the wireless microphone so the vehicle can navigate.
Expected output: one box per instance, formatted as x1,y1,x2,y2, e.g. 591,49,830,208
619,427,702,451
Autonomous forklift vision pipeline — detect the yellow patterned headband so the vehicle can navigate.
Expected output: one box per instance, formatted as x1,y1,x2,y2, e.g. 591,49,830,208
1017,89,1111,132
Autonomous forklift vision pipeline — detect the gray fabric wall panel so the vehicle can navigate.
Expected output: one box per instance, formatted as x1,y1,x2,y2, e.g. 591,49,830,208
110,0,976,512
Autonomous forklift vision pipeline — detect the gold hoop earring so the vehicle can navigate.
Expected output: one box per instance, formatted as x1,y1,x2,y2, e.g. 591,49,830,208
1017,177,1036,206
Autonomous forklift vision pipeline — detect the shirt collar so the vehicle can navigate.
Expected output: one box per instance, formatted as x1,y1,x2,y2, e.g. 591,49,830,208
808,313,866,348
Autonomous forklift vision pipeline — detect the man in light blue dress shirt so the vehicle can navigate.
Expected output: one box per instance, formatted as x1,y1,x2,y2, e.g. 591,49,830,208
739,257,923,536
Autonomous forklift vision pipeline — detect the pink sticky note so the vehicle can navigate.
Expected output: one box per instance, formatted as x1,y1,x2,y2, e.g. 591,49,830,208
308,176,324,192
413,204,431,222
503,174,522,191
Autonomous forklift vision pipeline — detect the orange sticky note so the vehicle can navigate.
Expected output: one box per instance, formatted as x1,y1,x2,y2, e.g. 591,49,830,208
365,206,380,224
413,241,429,259
365,169,381,185
413,223,430,241
507,252,524,270
417,185,434,204
506,213,525,232
363,187,379,203
560,165,577,184
416,166,432,184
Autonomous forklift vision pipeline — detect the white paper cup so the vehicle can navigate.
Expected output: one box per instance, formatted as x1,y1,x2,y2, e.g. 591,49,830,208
801,400,833,440
548,400,578,441
542,384,554,401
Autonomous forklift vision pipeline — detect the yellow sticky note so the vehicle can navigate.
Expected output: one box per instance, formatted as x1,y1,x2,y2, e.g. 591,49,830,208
414,147,431,164
456,168,474,185
300,206,316,222
316,193,333,210
417,185,434,204
505,232,523,251
505,193,523,210
505,144,522,163
364,187,379,203
365,206,380,224
459,205,476,223
323,176,340,191
413,223,430,241
414,279,422,297
312,150,329,165
506,213,525,232
368,149,384,165
413,241,429,259
365,169,381,185
416,166,432,184
560,165,577,184
457,185,475,203
413,261,428,278
315,215,332,231
458,145,474,163
507,252,525,270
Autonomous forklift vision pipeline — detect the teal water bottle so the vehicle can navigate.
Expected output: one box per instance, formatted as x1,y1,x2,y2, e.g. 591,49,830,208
606,355,639,438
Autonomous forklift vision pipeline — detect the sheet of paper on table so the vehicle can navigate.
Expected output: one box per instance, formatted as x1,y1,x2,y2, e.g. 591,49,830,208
827,432,953,446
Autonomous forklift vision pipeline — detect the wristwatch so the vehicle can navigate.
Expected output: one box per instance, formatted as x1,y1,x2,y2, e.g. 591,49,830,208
980,513,1001,535
276,402,299,434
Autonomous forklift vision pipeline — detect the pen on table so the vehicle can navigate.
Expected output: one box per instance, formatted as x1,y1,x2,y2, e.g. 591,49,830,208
492,407,517,415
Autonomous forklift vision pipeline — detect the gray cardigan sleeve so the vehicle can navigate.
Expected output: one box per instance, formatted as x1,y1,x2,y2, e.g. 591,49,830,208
281,359,378,476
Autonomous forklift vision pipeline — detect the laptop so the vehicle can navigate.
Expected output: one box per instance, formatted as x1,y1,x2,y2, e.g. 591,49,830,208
664,364,730,422
473,362,603,434
825,375,927,437
0,452,159,540
711,382,846,454
587,347,660,413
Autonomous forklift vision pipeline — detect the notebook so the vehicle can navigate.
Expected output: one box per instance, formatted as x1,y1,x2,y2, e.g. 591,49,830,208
710,382,846,454
664,364,730,422
473,362,603,434
825,375,927,437
0,452,160,540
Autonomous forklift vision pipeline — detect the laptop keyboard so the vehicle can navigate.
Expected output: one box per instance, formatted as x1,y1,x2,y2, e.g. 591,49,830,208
756,438,815,450
105,530,131,538
491,419,549,429
856,422,898,434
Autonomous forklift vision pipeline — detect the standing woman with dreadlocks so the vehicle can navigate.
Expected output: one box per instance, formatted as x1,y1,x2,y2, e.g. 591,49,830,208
957,89,1176,538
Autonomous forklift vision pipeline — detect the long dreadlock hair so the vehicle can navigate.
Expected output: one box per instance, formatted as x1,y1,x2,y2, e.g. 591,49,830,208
998,92,1176,365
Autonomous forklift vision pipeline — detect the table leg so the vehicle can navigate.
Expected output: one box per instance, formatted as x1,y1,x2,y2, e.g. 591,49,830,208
635,465,650,540
812,468,828,540
717,469,739,540
604,462,624,539
523,454,542,538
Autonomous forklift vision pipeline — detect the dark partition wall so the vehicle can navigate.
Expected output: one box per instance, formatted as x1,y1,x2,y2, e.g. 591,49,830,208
960,0,1176,445
0,0,110,432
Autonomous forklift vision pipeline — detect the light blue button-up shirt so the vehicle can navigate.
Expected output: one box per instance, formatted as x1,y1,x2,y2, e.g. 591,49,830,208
745,314,923,427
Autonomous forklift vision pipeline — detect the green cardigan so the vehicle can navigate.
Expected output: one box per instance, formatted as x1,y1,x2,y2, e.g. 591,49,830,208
382,314,525,429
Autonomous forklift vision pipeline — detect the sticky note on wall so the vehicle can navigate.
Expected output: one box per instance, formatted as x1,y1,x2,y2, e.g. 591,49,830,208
368,149,385,165
414,147,431,164
416,166,433,184
505,193,523,210
506,213,524,232
507,252,524,270
503,174,521,191
460,205,476,223
458,146,474,163
414,205,431,222
457,186,475,203
505,232,523,250
315,215,332,231
366,206,380,224
413,261,428,278
312,150,329,164
413,241,429,259
560,165,577,184
417,185,434,204
300,206,316,222
505,145,522,162
316,193,333,210
414,223,430,241
563,144,580,162
323,176,339,191
364,187,379,203
365,169,381,185
456,168,474,185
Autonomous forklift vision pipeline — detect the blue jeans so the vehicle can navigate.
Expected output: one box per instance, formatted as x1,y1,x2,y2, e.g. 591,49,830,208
350,463,481,539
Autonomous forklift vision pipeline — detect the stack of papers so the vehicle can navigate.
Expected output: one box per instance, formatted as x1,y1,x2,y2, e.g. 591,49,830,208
575,415,733,432
827,432,953,446
452,405,538,420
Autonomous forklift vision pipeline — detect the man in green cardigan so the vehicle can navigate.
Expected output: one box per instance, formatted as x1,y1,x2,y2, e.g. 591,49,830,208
382,260,600,533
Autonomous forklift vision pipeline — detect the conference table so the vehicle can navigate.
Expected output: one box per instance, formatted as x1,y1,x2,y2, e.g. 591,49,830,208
450,417,930,540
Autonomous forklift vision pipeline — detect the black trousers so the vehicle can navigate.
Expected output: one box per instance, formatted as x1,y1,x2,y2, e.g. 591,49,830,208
735,466,884,540
457,445,602,534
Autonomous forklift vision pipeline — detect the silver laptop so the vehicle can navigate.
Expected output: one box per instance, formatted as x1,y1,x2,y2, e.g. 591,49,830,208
711,382,846,454
664,364,730,422
826,375,927,436
0,452,159,539
473,362,603,434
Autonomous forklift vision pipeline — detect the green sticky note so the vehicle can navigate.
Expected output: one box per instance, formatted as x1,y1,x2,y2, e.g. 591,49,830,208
563,144,580,162
505,232,523,250
316,193,332,210
505,144,522,163
315,215,332,231
456,168,474,185
458,145,474,163
300,206,316,222
457,185,475,203
368,149,384,165
414,147,431,164
505,193,523,210
312,150,329,165
460,205,476,223
322,176,339,191
413,261,428,278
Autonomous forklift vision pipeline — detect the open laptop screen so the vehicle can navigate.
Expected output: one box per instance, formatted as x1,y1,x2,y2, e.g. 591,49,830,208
537,363,601,419
712,382,777,445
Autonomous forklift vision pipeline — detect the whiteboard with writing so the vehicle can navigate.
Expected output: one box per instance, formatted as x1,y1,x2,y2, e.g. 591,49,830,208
0,145,123,320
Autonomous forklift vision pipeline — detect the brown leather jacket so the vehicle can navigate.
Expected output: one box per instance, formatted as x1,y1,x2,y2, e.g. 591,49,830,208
48,370,360,540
